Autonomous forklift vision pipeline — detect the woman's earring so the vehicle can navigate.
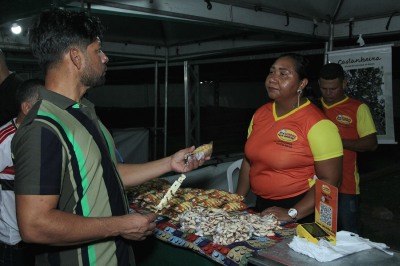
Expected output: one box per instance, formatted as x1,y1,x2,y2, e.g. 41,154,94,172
297,89,302,108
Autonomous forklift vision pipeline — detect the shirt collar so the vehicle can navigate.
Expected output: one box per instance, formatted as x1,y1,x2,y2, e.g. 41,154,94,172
38,87,95,110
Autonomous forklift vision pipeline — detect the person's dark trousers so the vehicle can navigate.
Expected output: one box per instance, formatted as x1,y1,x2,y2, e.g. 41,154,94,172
338,193,360,234
0,242,35,266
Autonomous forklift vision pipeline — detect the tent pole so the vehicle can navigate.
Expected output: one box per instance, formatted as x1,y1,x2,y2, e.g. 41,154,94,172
324,42,329,64
324,22,334,64
163,50,169,157
184,61,189,147
153,61,158,160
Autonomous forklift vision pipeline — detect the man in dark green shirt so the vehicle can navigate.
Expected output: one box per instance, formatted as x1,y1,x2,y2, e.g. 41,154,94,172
12,8,207,266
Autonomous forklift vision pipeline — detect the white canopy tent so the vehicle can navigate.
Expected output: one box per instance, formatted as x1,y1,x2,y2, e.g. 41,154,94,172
1,0,400,66
1,0,399,156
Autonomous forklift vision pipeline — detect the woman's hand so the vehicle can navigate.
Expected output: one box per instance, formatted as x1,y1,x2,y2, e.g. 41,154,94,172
261,206,293,222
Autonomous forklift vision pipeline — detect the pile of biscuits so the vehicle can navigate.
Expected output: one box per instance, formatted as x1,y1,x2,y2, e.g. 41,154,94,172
179,206,280,245
128,178,247,219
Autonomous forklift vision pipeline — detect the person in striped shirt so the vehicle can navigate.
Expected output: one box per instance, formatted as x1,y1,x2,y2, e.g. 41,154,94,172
11,8,207,266
0,78,42,266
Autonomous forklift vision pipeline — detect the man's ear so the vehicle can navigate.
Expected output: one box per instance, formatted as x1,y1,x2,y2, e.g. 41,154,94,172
21,102,32,116
69,48,81,69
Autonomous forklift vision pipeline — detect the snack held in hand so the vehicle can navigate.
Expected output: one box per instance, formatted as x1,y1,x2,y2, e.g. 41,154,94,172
183,142,213,166
192,141,213,160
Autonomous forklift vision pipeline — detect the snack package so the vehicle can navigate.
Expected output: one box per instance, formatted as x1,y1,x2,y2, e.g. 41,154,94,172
183,142,213,168
192,141,213,160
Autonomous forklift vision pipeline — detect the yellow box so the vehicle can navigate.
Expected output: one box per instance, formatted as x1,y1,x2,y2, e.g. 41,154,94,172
296,179,338,245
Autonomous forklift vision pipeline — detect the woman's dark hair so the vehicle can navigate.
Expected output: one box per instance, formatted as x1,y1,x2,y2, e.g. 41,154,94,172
29,8,105,72
277,53,309,80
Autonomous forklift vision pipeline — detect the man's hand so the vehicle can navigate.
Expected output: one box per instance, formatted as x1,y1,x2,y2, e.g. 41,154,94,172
170,146,210,173
119,212,157,241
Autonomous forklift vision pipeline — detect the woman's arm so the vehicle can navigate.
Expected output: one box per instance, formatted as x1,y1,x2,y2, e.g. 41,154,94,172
262,156,342,221
236,157,251,197
292,156,342,220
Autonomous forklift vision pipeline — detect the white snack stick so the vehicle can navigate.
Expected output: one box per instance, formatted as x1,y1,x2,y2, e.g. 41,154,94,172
155,174,187,211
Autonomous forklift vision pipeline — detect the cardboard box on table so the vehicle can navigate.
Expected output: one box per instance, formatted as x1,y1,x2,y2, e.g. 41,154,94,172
296,179,338,245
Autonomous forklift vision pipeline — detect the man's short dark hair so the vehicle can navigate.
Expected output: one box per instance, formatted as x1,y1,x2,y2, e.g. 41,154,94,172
319,63,345,81
29,8,105,72
15,78,43,106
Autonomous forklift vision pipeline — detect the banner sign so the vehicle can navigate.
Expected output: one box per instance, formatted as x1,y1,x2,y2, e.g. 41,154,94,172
327,44,396,144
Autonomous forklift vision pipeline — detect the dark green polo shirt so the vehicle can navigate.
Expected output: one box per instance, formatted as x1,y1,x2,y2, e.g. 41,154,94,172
12,88,134,266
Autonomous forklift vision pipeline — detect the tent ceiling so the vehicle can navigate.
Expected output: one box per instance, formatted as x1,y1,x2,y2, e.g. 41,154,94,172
1,0,400,72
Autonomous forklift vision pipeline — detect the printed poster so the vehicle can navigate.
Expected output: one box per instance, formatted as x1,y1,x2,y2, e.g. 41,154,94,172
327,44,396,144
